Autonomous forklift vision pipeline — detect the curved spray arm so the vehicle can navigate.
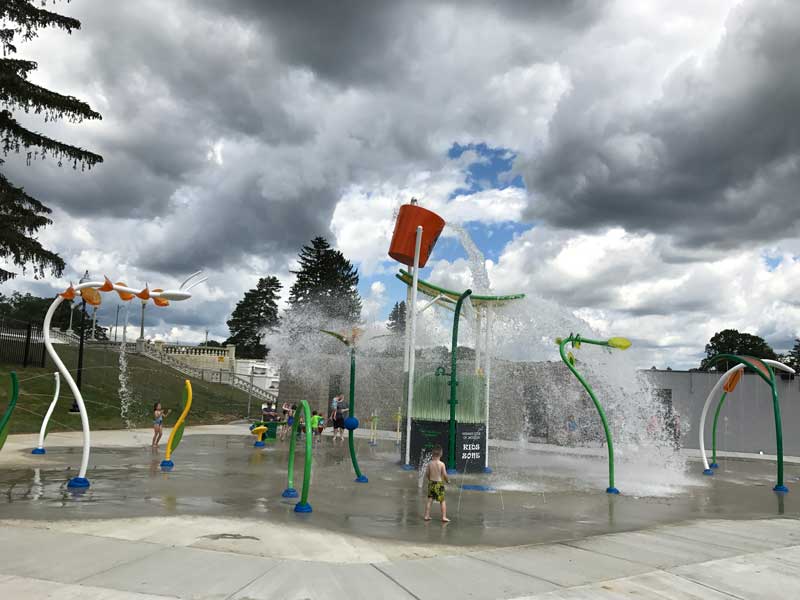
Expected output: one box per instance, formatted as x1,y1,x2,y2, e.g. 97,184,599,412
281,399,314,512
32,372,60,454
161,380,192,469
556,334,631,494
0,372,19,452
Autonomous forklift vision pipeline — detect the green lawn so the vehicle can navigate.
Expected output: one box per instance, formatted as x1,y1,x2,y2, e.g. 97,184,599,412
1,344,257,435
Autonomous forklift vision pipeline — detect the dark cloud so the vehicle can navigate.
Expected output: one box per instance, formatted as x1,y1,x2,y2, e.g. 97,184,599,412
526,0,800,249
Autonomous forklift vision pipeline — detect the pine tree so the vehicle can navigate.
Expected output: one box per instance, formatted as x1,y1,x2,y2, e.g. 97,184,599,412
287,236,362,323
225,276,282,359
387,301,406,334
0,0,102,282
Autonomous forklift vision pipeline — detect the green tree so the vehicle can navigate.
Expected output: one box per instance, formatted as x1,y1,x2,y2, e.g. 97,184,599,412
0,290,106,338
287,236,361,323
700,329,777,370
225,276,282,359
783,339,800,371
0,1,102,282
387,300,406,334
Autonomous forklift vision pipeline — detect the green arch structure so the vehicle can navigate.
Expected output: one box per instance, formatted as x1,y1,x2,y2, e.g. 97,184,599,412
557,334,631,494
0,372,20,452
707,354,788,492
282,399,313,512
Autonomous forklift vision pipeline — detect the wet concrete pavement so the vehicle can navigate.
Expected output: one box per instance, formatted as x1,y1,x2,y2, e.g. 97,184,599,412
1,426,799,598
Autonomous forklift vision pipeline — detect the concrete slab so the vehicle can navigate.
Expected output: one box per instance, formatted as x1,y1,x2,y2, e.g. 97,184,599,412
670,551,800,599
688,518,800,548
509,571,739,599
654,521,791,552
376,554,559,600
0,574,181,599
565,529,744,569
0,526,161,583
472,543,651,587
81,546,277,600
231,561,415,600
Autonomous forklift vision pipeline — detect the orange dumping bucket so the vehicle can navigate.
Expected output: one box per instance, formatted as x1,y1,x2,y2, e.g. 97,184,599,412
388,204,445,268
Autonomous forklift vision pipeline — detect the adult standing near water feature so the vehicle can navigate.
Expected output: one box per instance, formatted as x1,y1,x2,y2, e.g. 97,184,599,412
331,394,348,441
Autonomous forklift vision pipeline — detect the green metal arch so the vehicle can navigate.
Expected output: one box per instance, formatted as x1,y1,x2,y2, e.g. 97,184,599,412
284,399,313,512
0,372,20,452
706,354,786,491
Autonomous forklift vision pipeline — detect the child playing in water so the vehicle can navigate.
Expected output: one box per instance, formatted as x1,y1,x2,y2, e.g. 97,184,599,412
423,445,450,522
152,402,171,448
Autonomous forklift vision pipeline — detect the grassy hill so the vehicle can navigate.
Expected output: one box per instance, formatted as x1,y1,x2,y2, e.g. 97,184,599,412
1,344,256,435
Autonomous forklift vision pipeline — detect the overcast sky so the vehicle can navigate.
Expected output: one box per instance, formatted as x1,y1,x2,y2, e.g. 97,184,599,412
2,0,799,369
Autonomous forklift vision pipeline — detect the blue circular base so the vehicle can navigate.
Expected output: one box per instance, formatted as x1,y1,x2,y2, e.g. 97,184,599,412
282,487,299,498
294,502,312,513
446,468,458,475
710,462,719,469
774,485,790,493
703,469,714,476
31,447,46,455
344,416,359,431
355,475,369,483
160,459,174,469
254,441,266,448
67,477,90,489
482,466,493,474
606,487,620,495
401,464,415,471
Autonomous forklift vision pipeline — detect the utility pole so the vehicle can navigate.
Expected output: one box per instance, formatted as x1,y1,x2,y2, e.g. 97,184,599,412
138,301,146,341
205,329,209,346
113,305,121,343
91,306,98,341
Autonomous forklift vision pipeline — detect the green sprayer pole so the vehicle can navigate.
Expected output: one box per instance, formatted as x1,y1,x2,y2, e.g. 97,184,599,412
711,391,728,467
348,346,367,482
558,337,618,494
769,366,786,492
282,399,314,512
448,289,472,473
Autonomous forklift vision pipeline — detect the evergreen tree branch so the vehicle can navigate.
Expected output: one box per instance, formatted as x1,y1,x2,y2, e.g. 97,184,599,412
0,109,102,167
0,59,101,121
0,0,80,55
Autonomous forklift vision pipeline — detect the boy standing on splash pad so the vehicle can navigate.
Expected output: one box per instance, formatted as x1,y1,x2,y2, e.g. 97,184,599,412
423,445,450,522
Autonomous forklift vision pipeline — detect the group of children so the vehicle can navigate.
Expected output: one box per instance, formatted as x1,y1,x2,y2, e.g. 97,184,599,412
273,402,327,441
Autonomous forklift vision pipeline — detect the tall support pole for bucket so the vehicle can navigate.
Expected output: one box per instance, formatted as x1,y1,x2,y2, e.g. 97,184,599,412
403,225,423,469
483,305,493,473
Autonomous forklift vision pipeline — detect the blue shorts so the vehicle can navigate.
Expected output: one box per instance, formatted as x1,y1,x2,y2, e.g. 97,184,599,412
287,416,294,426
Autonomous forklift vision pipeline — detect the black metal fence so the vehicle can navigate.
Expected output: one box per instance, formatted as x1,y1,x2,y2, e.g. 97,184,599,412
0,317,47,368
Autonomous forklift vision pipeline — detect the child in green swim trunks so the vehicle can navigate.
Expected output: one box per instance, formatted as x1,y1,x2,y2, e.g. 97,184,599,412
424,445,450,522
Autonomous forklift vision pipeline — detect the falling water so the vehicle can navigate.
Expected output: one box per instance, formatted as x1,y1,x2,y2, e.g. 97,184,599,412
447,223,492,294
118,304,135,429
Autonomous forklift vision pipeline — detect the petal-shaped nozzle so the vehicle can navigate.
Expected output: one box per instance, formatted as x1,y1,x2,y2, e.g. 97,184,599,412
81,287,102,306
115,282,135,301
151,289,170,307
136,286,151,300
59,285,76,300
99,276,114,292
554,337,563,345
567,351,576,366
607,337,632,350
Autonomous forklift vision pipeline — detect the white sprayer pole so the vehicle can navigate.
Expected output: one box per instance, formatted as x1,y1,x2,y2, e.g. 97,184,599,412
34,372,60,452
43,288,97,484
484,305,493,472
404,225,423,467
